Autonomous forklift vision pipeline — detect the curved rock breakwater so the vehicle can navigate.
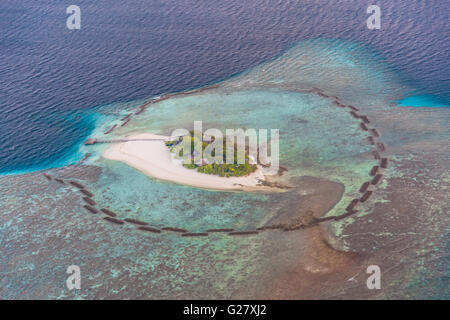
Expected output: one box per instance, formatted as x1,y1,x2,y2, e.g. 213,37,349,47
43,87,389,239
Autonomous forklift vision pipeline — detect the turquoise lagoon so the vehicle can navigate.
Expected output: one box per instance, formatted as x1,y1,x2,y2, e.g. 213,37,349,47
82,39,405,230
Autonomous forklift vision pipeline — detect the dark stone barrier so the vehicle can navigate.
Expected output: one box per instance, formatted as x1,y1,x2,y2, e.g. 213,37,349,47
80,189,94,197
228,231,259,236
371,174,383,185
370,165,379,176
84,205,98,214
162,227,189,233
376,142,385,152
124,218,148,226
359,182,370,193
370,128,380,137
360,191,373,203
360,115,370,124
346,199,359,212
70,181,85,189
138,226,161,233
83,197,96,206
103,217,124,225
206,228,235,233
100,208,117,217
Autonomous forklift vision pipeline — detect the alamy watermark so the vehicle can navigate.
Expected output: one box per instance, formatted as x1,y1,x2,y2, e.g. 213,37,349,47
366,265,381,289
66,265,81,290
66,5,380,31
66,5,81,30
367,5,381,30
169,121,279,173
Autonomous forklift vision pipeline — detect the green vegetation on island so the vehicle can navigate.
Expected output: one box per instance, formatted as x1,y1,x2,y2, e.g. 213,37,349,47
165,131,257,177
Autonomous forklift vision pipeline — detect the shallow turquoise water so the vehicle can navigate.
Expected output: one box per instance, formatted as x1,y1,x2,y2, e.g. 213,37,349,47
397,95,450,108
89,87,374,230
84,39,396,229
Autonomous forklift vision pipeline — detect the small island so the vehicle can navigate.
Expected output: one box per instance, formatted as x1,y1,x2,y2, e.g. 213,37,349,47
165,131,258,178
102,132,280,191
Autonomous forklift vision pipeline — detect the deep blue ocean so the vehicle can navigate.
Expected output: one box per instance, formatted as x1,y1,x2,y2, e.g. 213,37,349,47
0,0,449,174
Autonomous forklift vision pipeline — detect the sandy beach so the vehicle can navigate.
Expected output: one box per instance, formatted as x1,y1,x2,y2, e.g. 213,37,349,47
102,133,275,191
